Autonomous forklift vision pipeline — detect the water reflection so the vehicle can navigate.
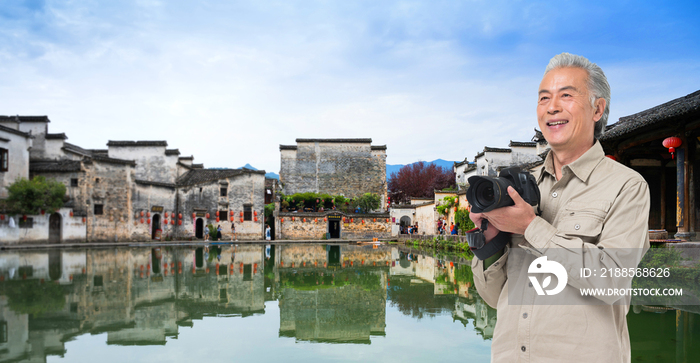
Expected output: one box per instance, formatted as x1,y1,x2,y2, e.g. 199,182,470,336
0,244,694,362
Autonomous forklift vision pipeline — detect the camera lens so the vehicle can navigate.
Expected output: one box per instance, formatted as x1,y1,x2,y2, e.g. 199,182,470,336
475,181,495,207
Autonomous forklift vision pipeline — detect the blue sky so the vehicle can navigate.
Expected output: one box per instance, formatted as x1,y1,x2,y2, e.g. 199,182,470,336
1,0,699,173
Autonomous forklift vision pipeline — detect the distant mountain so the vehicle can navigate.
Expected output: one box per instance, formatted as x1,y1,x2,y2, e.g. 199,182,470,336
239,164,279,180
387,159,458,179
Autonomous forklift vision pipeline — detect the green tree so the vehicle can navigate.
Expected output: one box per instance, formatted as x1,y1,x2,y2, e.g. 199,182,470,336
454,208,476,233
357,193,380,213
6,176,67,215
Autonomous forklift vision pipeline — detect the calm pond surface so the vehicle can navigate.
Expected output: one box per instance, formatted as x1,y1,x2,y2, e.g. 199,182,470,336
0,243,697,362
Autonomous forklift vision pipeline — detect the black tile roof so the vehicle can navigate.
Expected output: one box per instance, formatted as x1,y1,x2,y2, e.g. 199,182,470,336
601,89,700,141
63,142,93,157
296,138,372,143
135,179,176,189
279,145,297,150
191,163,204,169
30,160,81,172
0,115,50,123
107,141,168,147
178,156,194,160
509,141,536,147
45,133,67,140
531,129,547,144
371,145,387,150
88,149,109,155
92,155,136,166
0,124,32,138
454,158,471,167
177,168,265,187
165,149,180,156
484,147,512,153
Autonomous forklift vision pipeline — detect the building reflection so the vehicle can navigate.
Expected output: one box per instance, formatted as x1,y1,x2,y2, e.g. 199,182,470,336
0,243,505,362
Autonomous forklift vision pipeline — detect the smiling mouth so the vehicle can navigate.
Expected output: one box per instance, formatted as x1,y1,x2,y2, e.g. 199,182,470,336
547,120,568,126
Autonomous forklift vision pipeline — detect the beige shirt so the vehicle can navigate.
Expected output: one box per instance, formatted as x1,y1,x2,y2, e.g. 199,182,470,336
472,141,650,363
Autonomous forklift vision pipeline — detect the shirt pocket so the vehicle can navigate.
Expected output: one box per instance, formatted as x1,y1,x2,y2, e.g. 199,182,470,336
559,201,611,242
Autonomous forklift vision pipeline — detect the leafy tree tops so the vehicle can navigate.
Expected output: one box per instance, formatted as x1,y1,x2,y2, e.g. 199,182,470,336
4,176,67,215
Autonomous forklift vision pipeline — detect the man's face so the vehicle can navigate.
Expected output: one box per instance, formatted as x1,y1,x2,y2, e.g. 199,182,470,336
537,67,603,154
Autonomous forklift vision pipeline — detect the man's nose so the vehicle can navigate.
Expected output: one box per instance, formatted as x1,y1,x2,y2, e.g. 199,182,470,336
547,96,562,114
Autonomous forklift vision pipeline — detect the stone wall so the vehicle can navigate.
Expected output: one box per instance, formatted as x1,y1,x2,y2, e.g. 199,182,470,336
277,212,391,240
85,160,133,242
280,139,387,210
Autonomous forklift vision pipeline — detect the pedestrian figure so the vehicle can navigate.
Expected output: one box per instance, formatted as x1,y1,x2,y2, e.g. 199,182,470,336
265,225,271,241
231,220,238,241
216,224,222,240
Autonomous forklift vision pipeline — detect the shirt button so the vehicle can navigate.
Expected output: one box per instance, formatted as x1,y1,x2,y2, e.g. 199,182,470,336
521,346,527,352
551,192,558,198
574,224,580,230
523,313,528,319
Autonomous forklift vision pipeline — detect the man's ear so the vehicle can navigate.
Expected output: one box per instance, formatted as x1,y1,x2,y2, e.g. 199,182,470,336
593,97,606,122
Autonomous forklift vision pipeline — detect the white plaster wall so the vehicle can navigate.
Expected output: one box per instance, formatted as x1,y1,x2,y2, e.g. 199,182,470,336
414,203,436,235
44,139,65,159
0,208,85,244
108,146,176,183
484,151,513,176
510,145,540,165
0,131,31,198
389,207,414,236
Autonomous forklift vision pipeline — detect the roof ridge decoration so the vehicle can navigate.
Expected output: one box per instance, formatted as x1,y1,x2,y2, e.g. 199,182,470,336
107,141,168,147
46,133,68,140
483,146,512,153
165,149,181,156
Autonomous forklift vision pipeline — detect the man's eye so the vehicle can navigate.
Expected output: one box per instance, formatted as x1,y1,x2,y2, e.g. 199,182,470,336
539,96,549,101
562,93,571,97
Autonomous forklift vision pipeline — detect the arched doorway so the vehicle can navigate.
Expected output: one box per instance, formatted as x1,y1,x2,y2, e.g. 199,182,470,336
151,214,161,240
399,216,412,234
195,218,204,239
49,213,62,243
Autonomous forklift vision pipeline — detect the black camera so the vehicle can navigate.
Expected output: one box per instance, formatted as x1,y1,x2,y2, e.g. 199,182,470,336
466,167,540,213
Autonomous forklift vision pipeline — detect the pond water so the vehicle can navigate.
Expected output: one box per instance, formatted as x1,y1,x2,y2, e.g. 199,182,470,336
0,243,697,362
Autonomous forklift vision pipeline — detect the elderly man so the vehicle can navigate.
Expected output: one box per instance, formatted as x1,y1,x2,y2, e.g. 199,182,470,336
470,53,650,362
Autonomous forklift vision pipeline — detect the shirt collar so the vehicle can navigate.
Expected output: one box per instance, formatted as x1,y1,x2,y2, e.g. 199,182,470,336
540,140,605,182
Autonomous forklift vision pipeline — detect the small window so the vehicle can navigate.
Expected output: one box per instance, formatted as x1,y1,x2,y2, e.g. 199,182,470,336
220,187,227,197
94,204,103,215
0,148,7,172
220,210,229,221
18,218,33,229
95,178,100,183
244,205,252,221
71,178,78,187
94,275,103,287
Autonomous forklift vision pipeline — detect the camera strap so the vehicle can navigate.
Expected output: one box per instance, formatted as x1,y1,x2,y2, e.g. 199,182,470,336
466,220,510,260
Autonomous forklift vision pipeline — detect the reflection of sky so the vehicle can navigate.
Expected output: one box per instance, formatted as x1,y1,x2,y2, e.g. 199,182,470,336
48,300,490,363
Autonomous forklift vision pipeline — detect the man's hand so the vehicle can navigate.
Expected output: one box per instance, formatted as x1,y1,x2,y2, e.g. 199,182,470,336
483,186,536,235
469,210,501,243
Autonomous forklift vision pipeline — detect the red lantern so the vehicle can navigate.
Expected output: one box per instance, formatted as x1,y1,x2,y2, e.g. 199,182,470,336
164,219,168,225
663,136,682,159
22,215,27,221
69,211,74,217
303,218,306,222
147,212,151,218
362,219,365,224
240,217,244,223
192,213,196,219
324,217,327,222
240,211,243,217
171,219,175,225
206,213,210,219
216,217,220,222
179,213,182,219
351,218,354,223
165,212,169,218
41,209,45,215
147,218,151,224
216,211,219,217
0,215,4,221
292,217,295,221
230,217,234,222
82,217,86,223
314,218,318,223
281,218,284,223
254,216,258,222
141,211,145,217
140,218,144,224
373,218,376,222
178,220,182,225
230,211,234,216
254,211,258,216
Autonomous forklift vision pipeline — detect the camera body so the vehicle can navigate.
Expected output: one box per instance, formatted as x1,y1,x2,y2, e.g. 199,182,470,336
466,167,540,213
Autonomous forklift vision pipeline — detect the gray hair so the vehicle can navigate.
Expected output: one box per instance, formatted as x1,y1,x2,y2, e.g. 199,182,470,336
544,53,610,139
